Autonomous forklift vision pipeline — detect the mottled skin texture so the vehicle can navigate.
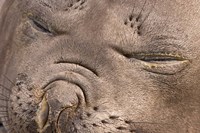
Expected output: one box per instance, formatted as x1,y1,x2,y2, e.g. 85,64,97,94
0,0,200,132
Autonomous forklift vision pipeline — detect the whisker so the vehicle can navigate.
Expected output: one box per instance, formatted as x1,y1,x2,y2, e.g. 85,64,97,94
137,0,147,20
0,106,8,109
0,105,8,108
2,74,15,86
0,84,11,92
0,98,9,101
0,118,9,122
0,110,8,113
0,113,8,116
1,122,10,127
0,115,8,118
138,1,156,29
0,117,8,121
125,120,171,125
129,2,136,22
0,93,9,99
0,109,8,111
0,113,8,115
131,1,136,15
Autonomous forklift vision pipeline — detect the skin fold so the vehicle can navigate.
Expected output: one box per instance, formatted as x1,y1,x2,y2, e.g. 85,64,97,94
0,0,200,132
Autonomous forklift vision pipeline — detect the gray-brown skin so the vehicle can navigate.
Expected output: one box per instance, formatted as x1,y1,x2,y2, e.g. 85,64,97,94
0,0,200,132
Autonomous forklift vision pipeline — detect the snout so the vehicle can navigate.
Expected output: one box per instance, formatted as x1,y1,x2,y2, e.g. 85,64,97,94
36,81,86,133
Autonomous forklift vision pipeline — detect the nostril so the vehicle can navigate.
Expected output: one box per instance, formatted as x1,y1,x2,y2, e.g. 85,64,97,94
45,80,86,109
35,96,49,132
39,81,86,132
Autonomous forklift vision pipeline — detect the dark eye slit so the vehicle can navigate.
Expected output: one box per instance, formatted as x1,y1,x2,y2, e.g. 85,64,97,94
127,53,186,62
111,46,187,62
32,19,51,34
136,56,180,62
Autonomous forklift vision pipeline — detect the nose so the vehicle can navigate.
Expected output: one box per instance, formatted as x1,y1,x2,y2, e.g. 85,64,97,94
35,81,85,133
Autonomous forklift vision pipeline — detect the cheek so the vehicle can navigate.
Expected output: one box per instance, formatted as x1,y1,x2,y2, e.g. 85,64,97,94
100,64,165,120
14,21,37,47
14,19,54,49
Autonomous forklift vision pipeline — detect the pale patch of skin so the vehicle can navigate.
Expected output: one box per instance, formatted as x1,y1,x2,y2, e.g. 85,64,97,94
0,0,200,132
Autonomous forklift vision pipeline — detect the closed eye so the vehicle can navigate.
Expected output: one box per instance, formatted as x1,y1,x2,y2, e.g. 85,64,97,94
31,19,52,34
130,53,185,62
128,53,190,75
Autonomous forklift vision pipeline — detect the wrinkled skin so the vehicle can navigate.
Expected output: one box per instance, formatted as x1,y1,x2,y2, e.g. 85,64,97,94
0,0,200,132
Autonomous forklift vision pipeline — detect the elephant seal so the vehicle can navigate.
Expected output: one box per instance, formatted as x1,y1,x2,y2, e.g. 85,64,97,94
0,0,200,132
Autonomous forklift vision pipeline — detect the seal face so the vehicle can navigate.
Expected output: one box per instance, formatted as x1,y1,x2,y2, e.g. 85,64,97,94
1,0,200,132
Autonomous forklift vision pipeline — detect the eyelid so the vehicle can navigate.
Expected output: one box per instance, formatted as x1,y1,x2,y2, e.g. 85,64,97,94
29,17,52,34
